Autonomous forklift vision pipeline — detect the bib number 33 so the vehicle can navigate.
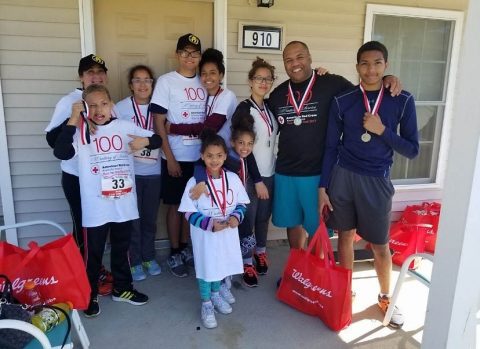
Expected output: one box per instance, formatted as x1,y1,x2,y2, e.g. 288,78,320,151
101,176,133,199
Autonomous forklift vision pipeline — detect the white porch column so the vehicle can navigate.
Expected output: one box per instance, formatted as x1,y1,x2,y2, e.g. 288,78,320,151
422,0,480,348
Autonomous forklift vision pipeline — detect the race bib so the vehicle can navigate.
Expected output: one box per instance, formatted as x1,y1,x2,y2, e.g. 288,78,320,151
101,175,133,199
133,148,159,164
182,135,201,146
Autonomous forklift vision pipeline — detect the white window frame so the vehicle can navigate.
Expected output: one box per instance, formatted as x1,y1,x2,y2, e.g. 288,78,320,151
0,78,17,244
364,4,464,197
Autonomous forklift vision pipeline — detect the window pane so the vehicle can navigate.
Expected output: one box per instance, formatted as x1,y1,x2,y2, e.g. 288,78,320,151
407,143,432,179
417,105,440,142
418,63,447,100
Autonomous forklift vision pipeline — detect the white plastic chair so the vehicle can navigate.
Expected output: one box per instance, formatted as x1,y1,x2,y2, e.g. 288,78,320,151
383,252,434,326
0,220,90,349
0,319,53,349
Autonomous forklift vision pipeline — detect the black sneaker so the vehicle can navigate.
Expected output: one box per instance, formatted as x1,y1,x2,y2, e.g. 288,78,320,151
180,247,195,268
167,253,188,278
254,252,269,275
242,264,258,287
112,288,148,305
83,297,100,318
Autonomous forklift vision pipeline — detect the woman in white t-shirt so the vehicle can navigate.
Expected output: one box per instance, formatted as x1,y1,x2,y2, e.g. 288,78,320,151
116,65,162,281
231,57,278,276
166,48,236,145
178,130,249,329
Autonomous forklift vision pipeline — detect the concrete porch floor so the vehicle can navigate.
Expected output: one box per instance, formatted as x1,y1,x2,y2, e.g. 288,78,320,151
77,239,431,349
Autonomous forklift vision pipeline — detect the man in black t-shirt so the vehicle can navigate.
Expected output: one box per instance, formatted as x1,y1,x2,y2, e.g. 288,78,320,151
269,41,400,250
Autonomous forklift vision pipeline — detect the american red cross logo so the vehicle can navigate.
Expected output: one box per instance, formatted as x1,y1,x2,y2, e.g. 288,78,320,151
91,166,99,174
182,111,189,118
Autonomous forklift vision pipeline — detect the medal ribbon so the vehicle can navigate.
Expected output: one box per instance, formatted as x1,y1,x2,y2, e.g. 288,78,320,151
288,73,316,116
80,100,90,145
130,96,152,130
249,98,273,136
207,169,227,217
359,83,384,115
239,158,247,186
205,88,223,117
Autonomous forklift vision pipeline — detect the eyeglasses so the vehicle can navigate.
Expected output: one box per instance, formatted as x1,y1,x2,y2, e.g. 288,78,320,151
178,50,201,59
252,76,274,84
131,78,154,85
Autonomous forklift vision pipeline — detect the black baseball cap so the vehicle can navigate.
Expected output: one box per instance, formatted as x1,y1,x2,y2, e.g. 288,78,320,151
78,54,108,75
176,33,201,52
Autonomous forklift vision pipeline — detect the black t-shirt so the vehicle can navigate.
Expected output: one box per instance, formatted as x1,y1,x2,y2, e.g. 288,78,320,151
269,73,352,176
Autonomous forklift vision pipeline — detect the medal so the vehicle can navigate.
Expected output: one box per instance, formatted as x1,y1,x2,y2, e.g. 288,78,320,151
206,169,227,217
359,83,384,142
131,96,152,130
361,132,371,142
288,73,316,126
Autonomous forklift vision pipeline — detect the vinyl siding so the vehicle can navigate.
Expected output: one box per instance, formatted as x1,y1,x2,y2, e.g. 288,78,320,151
0,0,80,247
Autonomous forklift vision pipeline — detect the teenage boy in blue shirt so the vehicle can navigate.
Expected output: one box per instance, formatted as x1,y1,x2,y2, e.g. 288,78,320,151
319,41,419,329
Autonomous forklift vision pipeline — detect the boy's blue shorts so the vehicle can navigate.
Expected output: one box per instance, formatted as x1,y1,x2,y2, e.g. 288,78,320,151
272,173,321,236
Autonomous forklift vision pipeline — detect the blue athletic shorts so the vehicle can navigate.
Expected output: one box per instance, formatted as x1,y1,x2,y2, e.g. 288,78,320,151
272,173,320,236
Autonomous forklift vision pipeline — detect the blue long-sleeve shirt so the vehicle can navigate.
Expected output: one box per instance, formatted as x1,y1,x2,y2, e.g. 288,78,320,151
320,86,419,187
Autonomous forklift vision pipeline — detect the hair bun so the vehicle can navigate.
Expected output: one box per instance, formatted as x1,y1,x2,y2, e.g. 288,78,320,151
202,48,223,62
199,128,217,143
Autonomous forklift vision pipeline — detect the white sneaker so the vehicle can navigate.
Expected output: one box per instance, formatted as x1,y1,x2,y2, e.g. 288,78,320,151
219,283,235,304
201,301,217,329
211,292,232,314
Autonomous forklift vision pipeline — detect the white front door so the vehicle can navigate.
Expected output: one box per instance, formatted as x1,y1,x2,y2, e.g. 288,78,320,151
94,0,214,239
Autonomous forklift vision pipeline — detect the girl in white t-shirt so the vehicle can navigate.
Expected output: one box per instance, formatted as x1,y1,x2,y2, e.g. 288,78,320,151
54,84,162,318
45,55,115,296
116,65,162,281
178,130,249,329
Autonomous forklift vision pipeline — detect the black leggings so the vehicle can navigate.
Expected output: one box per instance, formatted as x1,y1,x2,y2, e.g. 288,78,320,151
85,221,133,297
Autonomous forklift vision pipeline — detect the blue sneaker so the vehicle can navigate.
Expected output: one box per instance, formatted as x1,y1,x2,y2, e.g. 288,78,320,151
130,264,146,281
143,260,161,276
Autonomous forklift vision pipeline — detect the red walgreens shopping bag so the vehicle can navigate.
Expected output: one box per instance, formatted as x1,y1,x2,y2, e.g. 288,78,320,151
277,222,352,331
0,234,91,309
400,202,441,253
389,222,430,268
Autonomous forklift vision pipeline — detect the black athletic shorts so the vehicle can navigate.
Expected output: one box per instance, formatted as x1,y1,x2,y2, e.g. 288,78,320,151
161,158,195,205
326,165,395,245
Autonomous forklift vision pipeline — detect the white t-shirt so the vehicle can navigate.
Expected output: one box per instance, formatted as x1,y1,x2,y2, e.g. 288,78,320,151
151,71,206,161
206,88,237,145
45,89,83,176
71,119,153,227
178,172,250,281
116,96,161,176
249,102,278,177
